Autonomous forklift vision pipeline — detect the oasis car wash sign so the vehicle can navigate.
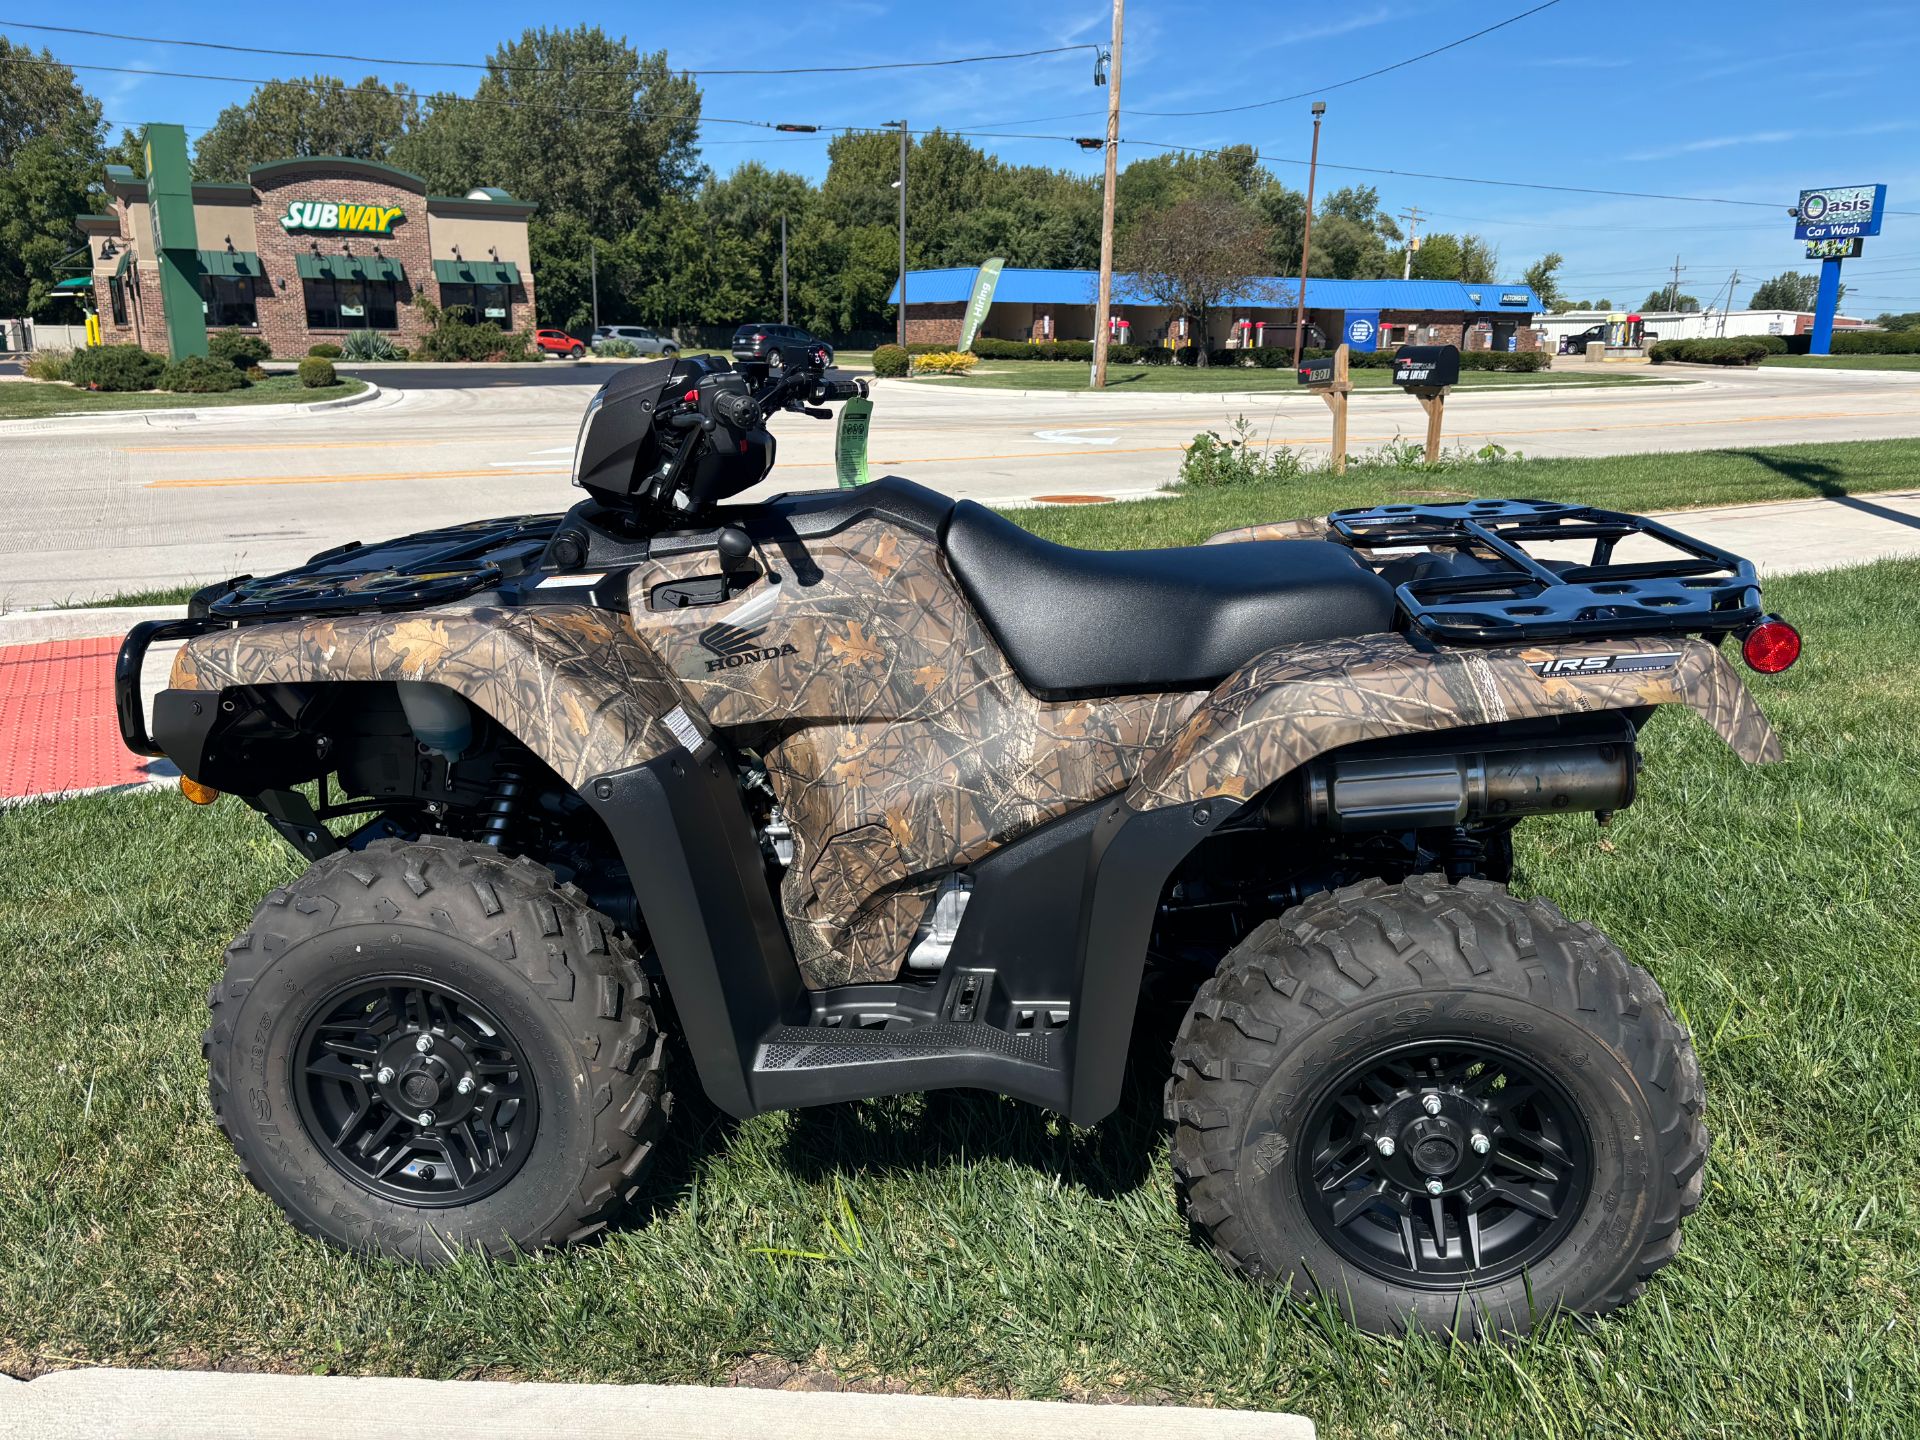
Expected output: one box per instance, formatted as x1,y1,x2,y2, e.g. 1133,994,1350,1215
1793,184,1885,240
279,200,406,235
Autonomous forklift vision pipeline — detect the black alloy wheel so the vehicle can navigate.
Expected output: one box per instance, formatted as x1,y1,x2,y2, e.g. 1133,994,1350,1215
1296,1040,1590,1287
295,977,540,1207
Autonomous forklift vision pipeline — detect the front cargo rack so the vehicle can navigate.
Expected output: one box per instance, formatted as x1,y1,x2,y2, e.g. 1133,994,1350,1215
1328,498,1762,644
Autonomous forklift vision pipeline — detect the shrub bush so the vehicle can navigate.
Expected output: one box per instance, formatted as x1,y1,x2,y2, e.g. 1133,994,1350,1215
25,350,72,382
871,344,909,378
307,343,342,358
208,329,271,370
159,354,248,393
1724,333,1790,354
911,350,979,375
245,365,269,381
1832,330,1920,354
593,337,640,359
297,356,338,388
339,329,402,362
1458,349,1551,371
970,338,1097,362
410,297,534,362
68,345,165,392
1648,337,1772,366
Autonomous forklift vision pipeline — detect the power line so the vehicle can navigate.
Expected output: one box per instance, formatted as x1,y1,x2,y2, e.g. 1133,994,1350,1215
0,20,1096,78
1125,1,1565,117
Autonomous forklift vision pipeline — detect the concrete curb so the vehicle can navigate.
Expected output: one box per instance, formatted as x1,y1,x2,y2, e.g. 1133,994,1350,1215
895,378,1691,402
0,1369,1315,1440
0,380,380,435
0,605,185,645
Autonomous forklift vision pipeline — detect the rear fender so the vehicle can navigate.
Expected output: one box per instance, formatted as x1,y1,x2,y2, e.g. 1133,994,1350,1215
166,604,701,788
1126,632,1780,811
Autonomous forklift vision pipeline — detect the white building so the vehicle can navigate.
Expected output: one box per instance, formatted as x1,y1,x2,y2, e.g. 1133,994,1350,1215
1538,308,1871,348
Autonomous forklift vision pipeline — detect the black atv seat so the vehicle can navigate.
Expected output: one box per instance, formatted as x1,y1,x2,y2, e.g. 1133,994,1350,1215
943,500,1398,696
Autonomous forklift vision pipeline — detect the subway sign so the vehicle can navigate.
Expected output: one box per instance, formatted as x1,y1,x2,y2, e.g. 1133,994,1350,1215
1793,184,1885,240
279,201,406,235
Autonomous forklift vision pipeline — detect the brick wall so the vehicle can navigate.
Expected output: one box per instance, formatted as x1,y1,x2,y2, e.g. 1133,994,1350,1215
902,304,962,347
252,167,434,356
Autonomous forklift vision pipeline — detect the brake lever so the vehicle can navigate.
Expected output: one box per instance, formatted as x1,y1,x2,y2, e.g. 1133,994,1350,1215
798,405,833,419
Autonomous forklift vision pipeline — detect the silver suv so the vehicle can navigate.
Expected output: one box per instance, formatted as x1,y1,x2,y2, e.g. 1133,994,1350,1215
591,325,679,356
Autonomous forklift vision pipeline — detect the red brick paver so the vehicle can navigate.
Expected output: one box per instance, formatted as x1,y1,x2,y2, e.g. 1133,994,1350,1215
0,638,157,800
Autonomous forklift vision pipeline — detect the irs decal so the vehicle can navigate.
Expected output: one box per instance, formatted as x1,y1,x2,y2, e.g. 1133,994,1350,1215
1529,651,1681,679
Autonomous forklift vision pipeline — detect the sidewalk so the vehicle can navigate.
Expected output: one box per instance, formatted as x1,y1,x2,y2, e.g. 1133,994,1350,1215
2,489,1916,806
0,1369,1314,1440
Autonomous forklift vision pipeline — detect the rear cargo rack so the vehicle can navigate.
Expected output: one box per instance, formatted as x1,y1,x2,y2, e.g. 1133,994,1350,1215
1328,498,1762,644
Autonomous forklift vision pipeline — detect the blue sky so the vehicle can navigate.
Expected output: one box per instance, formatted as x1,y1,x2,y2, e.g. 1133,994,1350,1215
18,0,1920,312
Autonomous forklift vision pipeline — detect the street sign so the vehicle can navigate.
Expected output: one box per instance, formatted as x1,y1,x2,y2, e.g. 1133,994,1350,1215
1794,184,1886,240
1805,236,1863,260
1393,345,1460,390
1297,356,1336,386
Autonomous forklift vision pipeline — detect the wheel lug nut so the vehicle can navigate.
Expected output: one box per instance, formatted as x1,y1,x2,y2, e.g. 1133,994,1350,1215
1470,1132,1491,1154
1374,1135,1396,1156
1425,1178,1445,1196
456,1076,475,1095
417,1110,434,1126
415,1034,434,1053
1421,1093,1443,1116
375,1066,395,1085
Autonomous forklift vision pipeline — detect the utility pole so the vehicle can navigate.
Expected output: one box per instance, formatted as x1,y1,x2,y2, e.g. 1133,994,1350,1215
781,214,790,324
1291,101,1326,371
1398,204,1425,281
892,118,910,348
589,240,599,332
1722,269,1738,334
1666,254,1685,312
1091,0,1125,390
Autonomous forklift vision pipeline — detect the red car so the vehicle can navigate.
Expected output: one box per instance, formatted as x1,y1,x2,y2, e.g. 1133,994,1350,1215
535,328,587,358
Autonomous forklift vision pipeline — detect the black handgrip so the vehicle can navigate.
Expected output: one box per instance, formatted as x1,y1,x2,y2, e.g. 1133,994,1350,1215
714,392,760,428
813,378,865,402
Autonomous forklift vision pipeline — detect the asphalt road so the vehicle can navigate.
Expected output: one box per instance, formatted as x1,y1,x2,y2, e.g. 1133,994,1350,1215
4,362,1920,607
330,361,631,388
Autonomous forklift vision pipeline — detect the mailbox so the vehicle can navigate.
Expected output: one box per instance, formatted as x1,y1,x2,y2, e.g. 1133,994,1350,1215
1392,344,1460,390
1297,356,1337,386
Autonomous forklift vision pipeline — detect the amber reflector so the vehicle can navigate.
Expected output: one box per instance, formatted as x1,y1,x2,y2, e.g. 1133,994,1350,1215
180,776,220,805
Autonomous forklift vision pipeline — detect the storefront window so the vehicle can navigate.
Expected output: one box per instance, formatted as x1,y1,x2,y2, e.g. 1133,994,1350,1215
108,276,127,326
201,276,257,328
439,283,510,328
303,279,399,330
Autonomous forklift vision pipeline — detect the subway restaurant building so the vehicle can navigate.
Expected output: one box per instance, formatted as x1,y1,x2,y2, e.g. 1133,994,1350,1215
80,135,536,357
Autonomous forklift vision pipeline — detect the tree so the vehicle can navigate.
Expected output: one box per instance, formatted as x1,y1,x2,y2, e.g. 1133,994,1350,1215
192,76,420,182
1643,289,1700,313
1523,252,1565,307
1309,186,1403,279
1748,270,1846,310
1119,193,1277,365
0,39,103,317
1874,311,1920,332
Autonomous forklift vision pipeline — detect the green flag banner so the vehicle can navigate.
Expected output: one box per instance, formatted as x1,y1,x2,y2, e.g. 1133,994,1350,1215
835,395,873,489
957,257,1006,353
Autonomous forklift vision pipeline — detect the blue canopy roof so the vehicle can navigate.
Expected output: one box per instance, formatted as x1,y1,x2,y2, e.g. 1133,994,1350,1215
887,267,1538,313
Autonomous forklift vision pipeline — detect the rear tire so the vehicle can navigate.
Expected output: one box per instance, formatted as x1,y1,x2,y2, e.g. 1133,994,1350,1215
1167,874,1705,1336
204,837,669,1262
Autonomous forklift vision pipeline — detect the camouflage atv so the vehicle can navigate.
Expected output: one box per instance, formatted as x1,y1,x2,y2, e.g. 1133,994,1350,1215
119,344,1799,1336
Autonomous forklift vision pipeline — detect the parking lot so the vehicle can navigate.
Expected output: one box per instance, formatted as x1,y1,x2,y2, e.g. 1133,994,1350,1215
4,360,1920,607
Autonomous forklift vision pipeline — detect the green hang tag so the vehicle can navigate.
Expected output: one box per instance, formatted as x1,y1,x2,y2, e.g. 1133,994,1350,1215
835,395,873,490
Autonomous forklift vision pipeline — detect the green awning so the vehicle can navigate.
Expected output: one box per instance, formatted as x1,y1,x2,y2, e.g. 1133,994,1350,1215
295,253,406,282
433,259,520,286
113,249,132,277
53,277,94,292
196,248,264,279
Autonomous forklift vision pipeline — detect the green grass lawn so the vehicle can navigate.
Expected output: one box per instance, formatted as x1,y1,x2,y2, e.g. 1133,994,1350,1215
1761,353,1920,371
1016,437,1920,550
2,558,1917,1437
911,359,1662,393
0,375,367,419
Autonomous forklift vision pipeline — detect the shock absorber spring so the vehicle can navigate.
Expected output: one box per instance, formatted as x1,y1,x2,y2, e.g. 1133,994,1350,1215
477,761,528,849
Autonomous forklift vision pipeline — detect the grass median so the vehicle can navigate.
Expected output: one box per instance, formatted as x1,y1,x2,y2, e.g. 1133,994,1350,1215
911,359,1659,392
3,557,1918,1437
1761,354,1920,371
0,375,366,420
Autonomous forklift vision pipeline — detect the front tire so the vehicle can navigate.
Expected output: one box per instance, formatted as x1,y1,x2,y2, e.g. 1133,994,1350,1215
203,837,669,1262
1167,875,1705,1336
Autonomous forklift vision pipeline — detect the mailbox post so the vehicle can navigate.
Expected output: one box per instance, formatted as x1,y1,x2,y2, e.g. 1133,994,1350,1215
1391,344,1460,463
1296,342,1352,474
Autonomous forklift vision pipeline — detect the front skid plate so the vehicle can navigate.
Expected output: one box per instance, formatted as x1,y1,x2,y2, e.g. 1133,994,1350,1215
1128,632,1779,811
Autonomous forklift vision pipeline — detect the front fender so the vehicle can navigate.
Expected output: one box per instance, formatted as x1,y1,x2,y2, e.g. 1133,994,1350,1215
168,604,698,788
1125,632,1780,812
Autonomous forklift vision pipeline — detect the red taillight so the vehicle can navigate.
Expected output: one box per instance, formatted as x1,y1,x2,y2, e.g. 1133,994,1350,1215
1741,616,1801,673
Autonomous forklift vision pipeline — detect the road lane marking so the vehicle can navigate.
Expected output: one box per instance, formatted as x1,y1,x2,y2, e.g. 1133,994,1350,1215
145,467,570,490
1032,429,1119,445
121,439,457,454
